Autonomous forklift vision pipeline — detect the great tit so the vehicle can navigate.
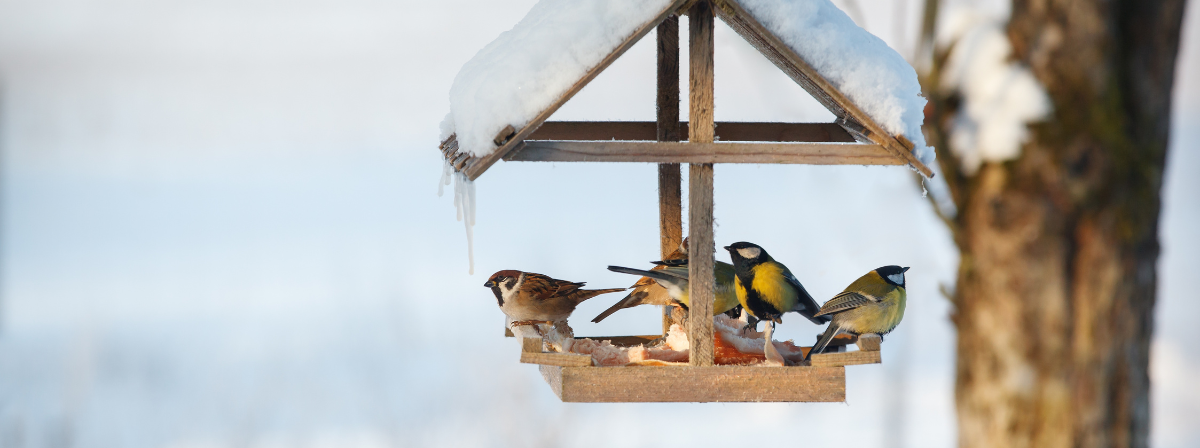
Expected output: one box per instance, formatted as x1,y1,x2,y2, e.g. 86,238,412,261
724,242,829,327
606,260,742,319
805,265,909,360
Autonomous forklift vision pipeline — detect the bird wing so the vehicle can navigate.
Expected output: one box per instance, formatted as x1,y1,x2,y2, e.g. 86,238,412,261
522,273,583,301
814,291,876,316
783,267,830,324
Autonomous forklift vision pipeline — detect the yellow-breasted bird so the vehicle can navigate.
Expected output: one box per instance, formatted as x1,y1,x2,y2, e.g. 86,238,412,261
591,238,690,323
805,265,909,360
605,259,742,319
724,242,828,328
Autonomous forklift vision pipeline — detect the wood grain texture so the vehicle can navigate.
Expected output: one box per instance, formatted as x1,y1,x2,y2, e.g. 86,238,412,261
687,163,715,367
686,0,715,367
713,0,933,177
856,334,882,351
810,350,882,367
506,141,902,165
537,364,846,402
526,121,856,142
576,335,663,347
461,0,689,180
519,337,594,367
658,17,684,335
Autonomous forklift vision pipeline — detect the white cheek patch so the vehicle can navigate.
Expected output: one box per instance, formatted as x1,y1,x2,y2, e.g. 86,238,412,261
738,247,762,259
888,273,905,285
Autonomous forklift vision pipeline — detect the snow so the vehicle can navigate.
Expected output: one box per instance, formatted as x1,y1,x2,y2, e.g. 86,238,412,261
738,0,935,165
447,0,676,158
937,7,1051,174
444,0,934,167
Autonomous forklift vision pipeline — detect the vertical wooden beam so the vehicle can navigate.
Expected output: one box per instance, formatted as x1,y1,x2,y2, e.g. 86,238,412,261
687,0,715,367
657,16,683,335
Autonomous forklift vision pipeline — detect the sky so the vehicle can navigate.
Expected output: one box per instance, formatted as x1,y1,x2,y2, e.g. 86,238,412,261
0,0,1195,447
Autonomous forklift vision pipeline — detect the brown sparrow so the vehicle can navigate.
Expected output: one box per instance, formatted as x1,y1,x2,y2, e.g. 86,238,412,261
484,270,624,335
591,238,689,323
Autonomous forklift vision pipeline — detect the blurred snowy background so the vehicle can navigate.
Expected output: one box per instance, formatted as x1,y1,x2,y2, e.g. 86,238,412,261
0,0,1195,447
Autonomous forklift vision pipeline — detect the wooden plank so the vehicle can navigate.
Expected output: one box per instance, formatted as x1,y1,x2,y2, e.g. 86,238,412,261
575,335,663,347
713,0,934,177
461,0,690,180
526,121,856,142
519,337,594,367
687,0,716,368
658,17,684,335
538,364,845,402
810,349,882,367
857,334,882,351
506,141,904,165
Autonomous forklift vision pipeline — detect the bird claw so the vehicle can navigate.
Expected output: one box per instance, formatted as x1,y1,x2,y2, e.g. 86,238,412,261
509,320,553,337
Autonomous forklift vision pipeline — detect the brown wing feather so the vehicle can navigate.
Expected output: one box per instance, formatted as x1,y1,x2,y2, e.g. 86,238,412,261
521,273,583,301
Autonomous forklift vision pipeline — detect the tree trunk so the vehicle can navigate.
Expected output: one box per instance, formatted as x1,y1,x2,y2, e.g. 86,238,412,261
922,1,1187,447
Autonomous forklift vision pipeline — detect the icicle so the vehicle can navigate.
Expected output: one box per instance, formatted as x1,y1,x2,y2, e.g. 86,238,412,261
438,160,452,197
448,170,477,275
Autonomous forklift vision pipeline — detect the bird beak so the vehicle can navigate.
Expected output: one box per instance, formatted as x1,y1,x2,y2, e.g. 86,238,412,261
901,267,911,273
723,246,732,251
483,280,495,288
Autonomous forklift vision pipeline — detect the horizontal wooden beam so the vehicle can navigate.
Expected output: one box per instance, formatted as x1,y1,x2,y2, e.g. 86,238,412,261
527,121,856,143
810,350,882,367
505,141,904,165
539,364,845,402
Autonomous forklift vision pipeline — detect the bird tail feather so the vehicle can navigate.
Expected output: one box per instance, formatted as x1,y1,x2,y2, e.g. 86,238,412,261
591,291,644,323
806,324,841,361
578,288,626,300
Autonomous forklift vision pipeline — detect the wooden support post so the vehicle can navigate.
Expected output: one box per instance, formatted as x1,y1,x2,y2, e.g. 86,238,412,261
687,0,715,367
657,15,683,335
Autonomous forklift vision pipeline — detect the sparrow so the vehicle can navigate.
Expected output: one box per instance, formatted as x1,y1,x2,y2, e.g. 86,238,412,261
484,270,624,335
725,242,829,328
592,238,689,323
605,258,741,319
806,266,909,360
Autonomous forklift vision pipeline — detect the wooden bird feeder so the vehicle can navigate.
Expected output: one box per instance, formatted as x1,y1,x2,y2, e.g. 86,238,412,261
438,0,932,403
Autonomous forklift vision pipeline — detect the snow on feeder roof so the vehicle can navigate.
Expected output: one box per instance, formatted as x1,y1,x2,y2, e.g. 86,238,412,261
437,0,932,403
438,0,935,180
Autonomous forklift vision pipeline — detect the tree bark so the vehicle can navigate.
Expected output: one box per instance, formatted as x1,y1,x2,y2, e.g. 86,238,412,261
921,1,1187,447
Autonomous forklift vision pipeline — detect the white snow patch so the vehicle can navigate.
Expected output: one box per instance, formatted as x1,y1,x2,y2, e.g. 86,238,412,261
438,111,455,142
938,10,1051,174
738,0,934,165
447,0,675,158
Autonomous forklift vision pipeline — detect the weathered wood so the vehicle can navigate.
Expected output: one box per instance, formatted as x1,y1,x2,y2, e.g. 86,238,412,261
810,349,882,367
658,17,684,335
519,337,594,367
538,364,846,402
577,335,664,347
506,141,901,165
492,125,516,146
686,0,716,368
856,333,882,351
713,0,933,177
461,0,690,180
526,121,856,143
